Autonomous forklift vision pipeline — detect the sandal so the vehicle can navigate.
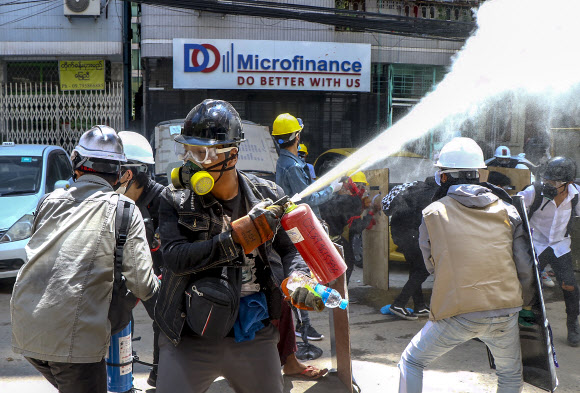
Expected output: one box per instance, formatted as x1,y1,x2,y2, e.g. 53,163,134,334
285,365,329,380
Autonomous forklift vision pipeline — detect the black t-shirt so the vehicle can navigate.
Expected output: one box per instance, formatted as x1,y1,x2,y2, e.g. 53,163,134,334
219,190,245,221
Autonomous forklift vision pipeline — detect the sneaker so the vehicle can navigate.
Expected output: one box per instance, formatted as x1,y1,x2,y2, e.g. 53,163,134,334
541,271,555,288
389,305,418,321
147,368,157,387
414,306,430,317
295,324,324,341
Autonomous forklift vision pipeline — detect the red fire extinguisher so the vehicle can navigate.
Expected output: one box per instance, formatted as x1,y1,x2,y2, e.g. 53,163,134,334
281,202,347,284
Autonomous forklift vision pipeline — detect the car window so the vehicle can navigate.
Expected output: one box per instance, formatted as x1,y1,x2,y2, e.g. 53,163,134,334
0,156,43,196
45,153,72,193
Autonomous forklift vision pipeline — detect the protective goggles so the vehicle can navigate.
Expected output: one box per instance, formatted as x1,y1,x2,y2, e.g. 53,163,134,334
175,143,237,165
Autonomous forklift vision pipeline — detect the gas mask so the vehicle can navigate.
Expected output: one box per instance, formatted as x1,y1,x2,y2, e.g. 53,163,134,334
171,150,238,195
171,161,215,195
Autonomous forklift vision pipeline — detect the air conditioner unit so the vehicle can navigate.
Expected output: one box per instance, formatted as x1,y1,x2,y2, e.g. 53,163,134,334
64,0,101,17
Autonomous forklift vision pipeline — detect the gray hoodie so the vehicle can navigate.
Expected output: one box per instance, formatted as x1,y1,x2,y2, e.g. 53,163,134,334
419,184,535,318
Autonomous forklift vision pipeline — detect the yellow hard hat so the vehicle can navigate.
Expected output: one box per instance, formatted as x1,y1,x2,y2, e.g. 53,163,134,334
272,113,303,136
299,144,308,155
349,171,368,185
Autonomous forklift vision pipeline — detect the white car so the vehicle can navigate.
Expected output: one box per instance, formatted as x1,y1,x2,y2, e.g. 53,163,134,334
0,143,72,279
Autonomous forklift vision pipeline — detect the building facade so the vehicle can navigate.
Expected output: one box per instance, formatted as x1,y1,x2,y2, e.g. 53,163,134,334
0,1,128,152
139,0,481,159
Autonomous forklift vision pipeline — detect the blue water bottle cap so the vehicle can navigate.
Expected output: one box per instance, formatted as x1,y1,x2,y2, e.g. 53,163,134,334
339,299,348,309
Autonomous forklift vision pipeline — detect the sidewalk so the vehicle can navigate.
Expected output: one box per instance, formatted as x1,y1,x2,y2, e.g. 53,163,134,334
1,265,579,392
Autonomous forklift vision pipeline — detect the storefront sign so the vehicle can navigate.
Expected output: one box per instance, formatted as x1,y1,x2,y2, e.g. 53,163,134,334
173,39,371,92
59,60,105,90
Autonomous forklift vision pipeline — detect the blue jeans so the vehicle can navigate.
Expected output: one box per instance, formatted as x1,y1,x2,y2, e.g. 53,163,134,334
398,313,522,393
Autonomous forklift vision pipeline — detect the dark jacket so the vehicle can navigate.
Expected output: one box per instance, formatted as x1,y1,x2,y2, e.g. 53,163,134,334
154,171,307,345
135,179,165,273
382,178,438,252
320,194,362,237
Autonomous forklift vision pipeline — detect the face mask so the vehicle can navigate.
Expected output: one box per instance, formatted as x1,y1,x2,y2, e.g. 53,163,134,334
542,182,566,200
114,184,127,195
435,170,442,186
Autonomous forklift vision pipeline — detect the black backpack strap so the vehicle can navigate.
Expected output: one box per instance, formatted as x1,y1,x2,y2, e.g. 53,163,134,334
528,182,544,221
114,197,135,284
565,188,579,237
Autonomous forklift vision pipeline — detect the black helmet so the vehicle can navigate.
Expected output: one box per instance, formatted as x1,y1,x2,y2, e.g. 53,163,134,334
542,157,576,182
175,99,245,146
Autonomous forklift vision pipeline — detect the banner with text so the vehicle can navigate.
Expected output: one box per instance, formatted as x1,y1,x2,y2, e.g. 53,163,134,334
59,60,105,91
173,39,371,92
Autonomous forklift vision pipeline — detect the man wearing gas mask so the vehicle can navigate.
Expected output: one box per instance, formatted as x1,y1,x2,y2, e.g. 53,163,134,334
154,99,314,392
518,156,580,347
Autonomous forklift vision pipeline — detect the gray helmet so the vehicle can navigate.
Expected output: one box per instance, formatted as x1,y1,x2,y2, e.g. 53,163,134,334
72,125,126,174
542,157,577,182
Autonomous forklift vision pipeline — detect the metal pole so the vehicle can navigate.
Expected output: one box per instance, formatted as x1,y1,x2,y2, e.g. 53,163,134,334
123,1,132,130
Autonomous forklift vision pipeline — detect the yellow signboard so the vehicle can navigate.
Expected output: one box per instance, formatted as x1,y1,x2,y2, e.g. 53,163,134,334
59,60,105,90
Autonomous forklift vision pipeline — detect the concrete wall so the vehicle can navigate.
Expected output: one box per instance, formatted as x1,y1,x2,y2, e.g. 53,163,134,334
0,0,123,57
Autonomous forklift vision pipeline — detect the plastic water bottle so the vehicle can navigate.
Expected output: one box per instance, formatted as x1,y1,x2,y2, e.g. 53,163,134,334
286,271,348,309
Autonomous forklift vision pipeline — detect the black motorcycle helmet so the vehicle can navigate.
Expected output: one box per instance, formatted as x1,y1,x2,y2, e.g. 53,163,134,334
542,156,577,182
175,99,245,146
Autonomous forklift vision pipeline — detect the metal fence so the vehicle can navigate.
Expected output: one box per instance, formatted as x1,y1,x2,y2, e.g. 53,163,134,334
0,82,123,152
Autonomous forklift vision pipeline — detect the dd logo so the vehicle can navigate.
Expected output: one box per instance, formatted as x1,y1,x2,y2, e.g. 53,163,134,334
183,44,220,73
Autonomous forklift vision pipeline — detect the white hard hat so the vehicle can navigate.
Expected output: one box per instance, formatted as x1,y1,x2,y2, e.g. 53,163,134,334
494,145,511,159
435,137,486,169
118,131,155,165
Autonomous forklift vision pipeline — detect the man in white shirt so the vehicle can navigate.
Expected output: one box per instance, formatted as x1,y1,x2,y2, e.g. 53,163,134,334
518,156,580,347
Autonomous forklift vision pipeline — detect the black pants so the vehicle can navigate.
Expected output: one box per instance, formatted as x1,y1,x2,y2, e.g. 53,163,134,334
26,357,106,393
538,248,579,319
393,245,430,309
142,293,160,371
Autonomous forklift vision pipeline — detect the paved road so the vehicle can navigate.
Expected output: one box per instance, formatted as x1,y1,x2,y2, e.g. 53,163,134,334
1,266,579,392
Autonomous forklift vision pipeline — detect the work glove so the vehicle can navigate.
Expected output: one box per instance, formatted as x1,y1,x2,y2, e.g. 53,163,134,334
231,199,283,254
281,277,325,312
329,178,343,193
291,287,325,312
518,307,535,327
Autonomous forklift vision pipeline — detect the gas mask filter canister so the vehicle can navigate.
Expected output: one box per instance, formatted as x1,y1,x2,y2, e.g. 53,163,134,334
171,161,215,195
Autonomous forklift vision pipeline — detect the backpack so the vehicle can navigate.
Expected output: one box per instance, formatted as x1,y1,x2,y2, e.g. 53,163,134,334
108,197,138,335
528,183,579,237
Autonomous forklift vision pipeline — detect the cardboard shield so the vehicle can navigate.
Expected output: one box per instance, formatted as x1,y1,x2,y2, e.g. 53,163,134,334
508,196,558,391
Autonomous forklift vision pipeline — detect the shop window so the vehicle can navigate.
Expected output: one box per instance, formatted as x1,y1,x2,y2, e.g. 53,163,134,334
6,62,59,85
392,64,445,99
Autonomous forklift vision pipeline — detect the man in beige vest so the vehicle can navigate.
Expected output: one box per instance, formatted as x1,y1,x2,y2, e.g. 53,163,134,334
398,137,535,393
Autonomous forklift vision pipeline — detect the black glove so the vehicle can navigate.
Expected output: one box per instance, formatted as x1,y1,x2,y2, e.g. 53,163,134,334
291,287,325,312
248,199,281,233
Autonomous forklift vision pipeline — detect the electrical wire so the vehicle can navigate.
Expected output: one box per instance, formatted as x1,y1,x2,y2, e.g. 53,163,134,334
0,1,60,27
0,0,55,6
126,0,475,41
0,0,56,15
